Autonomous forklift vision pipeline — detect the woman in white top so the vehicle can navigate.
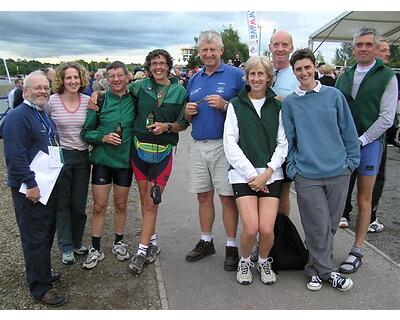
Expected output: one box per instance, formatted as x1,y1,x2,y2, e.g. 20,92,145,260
223,56,287,286
47,62,90,265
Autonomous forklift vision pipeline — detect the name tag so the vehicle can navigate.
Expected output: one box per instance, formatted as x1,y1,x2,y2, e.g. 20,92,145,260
48,146,64,168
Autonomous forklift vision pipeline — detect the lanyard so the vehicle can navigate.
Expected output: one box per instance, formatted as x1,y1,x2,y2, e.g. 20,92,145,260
35,109,59,147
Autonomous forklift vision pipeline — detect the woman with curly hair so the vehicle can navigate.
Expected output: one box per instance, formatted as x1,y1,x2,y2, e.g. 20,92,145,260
46,61,91,265
127,49,188,274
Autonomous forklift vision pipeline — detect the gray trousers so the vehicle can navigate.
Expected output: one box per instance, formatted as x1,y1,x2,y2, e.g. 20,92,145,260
294,172,351,280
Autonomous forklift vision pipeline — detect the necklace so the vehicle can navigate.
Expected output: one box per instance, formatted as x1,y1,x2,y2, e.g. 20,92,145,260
156,84,169,99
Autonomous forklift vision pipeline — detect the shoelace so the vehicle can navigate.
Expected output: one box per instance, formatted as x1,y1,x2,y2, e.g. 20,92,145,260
330,272,345,287
195,241,209,252
260,262,272,275
311,275,322,283
239,261,254,274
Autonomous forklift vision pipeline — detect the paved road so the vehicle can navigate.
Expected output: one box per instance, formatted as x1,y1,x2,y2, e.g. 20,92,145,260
155,130,400,310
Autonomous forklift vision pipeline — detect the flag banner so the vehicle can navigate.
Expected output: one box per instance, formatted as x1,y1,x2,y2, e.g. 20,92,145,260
247,11,259,56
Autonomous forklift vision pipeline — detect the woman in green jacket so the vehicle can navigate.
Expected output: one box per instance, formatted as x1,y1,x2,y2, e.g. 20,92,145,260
128,49,188,275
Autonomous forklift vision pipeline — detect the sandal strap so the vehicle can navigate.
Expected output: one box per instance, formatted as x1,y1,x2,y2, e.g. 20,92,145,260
348,251,363,258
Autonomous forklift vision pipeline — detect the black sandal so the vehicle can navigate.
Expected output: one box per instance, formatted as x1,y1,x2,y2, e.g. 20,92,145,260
339,251,363,274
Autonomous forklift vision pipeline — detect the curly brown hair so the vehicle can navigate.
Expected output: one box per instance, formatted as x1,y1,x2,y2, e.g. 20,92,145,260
52,61,89,94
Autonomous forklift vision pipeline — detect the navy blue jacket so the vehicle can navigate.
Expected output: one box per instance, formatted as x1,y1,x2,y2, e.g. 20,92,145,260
1,103,59,189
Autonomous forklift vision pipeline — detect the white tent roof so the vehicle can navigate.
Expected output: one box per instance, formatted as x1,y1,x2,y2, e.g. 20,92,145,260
309,11,400,50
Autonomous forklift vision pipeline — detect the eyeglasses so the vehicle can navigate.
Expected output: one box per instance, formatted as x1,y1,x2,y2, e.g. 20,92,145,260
150,61,167,68
29,86,51,92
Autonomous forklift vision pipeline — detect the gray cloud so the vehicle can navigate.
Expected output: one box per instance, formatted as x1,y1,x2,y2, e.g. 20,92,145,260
0,11,341,60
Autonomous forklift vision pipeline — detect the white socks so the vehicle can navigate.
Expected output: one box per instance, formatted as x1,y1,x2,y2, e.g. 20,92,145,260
137,243,148,256
201,232,213,242
226,237,237,248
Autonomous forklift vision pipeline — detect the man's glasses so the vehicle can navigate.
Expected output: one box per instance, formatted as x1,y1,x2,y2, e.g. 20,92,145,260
29,86,51,92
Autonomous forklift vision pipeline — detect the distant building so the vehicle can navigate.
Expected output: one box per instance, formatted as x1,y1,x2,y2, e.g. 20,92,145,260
175,46,195,67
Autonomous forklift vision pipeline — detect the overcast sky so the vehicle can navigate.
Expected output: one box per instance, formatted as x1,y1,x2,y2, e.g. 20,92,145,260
0,11,345,65
1,0,397,66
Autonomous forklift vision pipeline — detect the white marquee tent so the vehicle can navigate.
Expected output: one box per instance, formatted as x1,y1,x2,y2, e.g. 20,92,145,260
309,11,400,52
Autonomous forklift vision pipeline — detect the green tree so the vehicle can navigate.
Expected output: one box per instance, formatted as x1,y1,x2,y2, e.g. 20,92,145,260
186,26,249,69
220,25,249,63
388,45,400,68
333,42,356,67
315,51,325,64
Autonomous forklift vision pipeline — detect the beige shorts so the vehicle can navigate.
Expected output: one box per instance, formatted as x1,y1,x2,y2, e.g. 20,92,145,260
188,139,233,196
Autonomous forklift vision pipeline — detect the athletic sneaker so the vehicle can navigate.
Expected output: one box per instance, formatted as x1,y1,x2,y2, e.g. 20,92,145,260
145,244,161,264
368,219,384,233
224,246,240,271
257,258,277,285
185,239,216,262
73,245,89,255
129,254,146,274
307,275,323,291
112,241,130,261
328,272,353,291
236,260,254,285
339,217,349,228
82,246,105,269
62,251,76,265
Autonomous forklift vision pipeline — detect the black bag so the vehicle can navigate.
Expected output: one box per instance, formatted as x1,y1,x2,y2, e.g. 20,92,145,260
269,213,308,272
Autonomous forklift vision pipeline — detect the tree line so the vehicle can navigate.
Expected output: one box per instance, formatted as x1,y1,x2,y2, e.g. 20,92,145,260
1,25,399,77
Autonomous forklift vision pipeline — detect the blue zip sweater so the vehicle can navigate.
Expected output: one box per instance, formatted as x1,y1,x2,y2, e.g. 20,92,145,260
281,86,360,179
1,103,59,189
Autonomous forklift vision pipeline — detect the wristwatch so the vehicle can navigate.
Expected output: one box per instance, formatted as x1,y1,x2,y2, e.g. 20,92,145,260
166,122,172,133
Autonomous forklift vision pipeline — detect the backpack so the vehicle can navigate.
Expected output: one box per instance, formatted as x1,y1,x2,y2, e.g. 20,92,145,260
269,213,308,272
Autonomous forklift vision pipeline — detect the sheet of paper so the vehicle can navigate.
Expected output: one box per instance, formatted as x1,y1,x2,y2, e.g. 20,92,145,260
19,150,63,205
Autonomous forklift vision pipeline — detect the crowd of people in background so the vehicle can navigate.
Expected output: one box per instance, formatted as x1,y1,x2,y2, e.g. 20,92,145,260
0,26,399,307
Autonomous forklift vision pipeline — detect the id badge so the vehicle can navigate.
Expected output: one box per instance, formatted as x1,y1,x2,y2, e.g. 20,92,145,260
48,146,64,168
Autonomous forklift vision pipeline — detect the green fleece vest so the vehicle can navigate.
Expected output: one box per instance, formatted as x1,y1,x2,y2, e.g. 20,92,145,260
230,86,281,168
335,59,394,140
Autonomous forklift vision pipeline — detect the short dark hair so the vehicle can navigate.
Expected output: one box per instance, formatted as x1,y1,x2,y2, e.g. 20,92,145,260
144,49,173,74
290,49,316,68
106,61,128,75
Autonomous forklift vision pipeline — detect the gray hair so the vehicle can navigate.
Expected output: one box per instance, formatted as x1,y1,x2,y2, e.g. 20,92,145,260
23,71,48,88
197,30,224,49
244,56,275,87
353,27,380,46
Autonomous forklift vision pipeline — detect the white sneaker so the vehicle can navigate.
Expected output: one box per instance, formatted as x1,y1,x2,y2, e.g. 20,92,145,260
257,257,277,285
112,241,130,261
82,246,105,269
307,275,323,291
339,217,349,228
236,260,254,285
368,219,384,233
329,272,353,291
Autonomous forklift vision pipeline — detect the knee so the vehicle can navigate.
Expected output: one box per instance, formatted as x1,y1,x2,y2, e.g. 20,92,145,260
259,225,274,239
142,198,158,215
93,203,106,216
198,193,213,205
114,200,128,214
357,195,371,211
243,224,258,239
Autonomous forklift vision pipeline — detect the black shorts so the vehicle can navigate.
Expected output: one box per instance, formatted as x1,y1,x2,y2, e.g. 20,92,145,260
281,161,293,183
91,164,133,187
232,179,283,199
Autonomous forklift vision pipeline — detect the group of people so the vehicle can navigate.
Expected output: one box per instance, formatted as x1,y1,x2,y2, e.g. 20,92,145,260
0,26,398,307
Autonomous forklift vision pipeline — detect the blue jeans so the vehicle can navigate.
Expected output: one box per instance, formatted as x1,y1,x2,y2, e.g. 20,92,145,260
56,149,90,253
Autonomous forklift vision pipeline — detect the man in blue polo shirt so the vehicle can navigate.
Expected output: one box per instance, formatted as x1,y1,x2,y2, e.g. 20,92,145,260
184,30,245,271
